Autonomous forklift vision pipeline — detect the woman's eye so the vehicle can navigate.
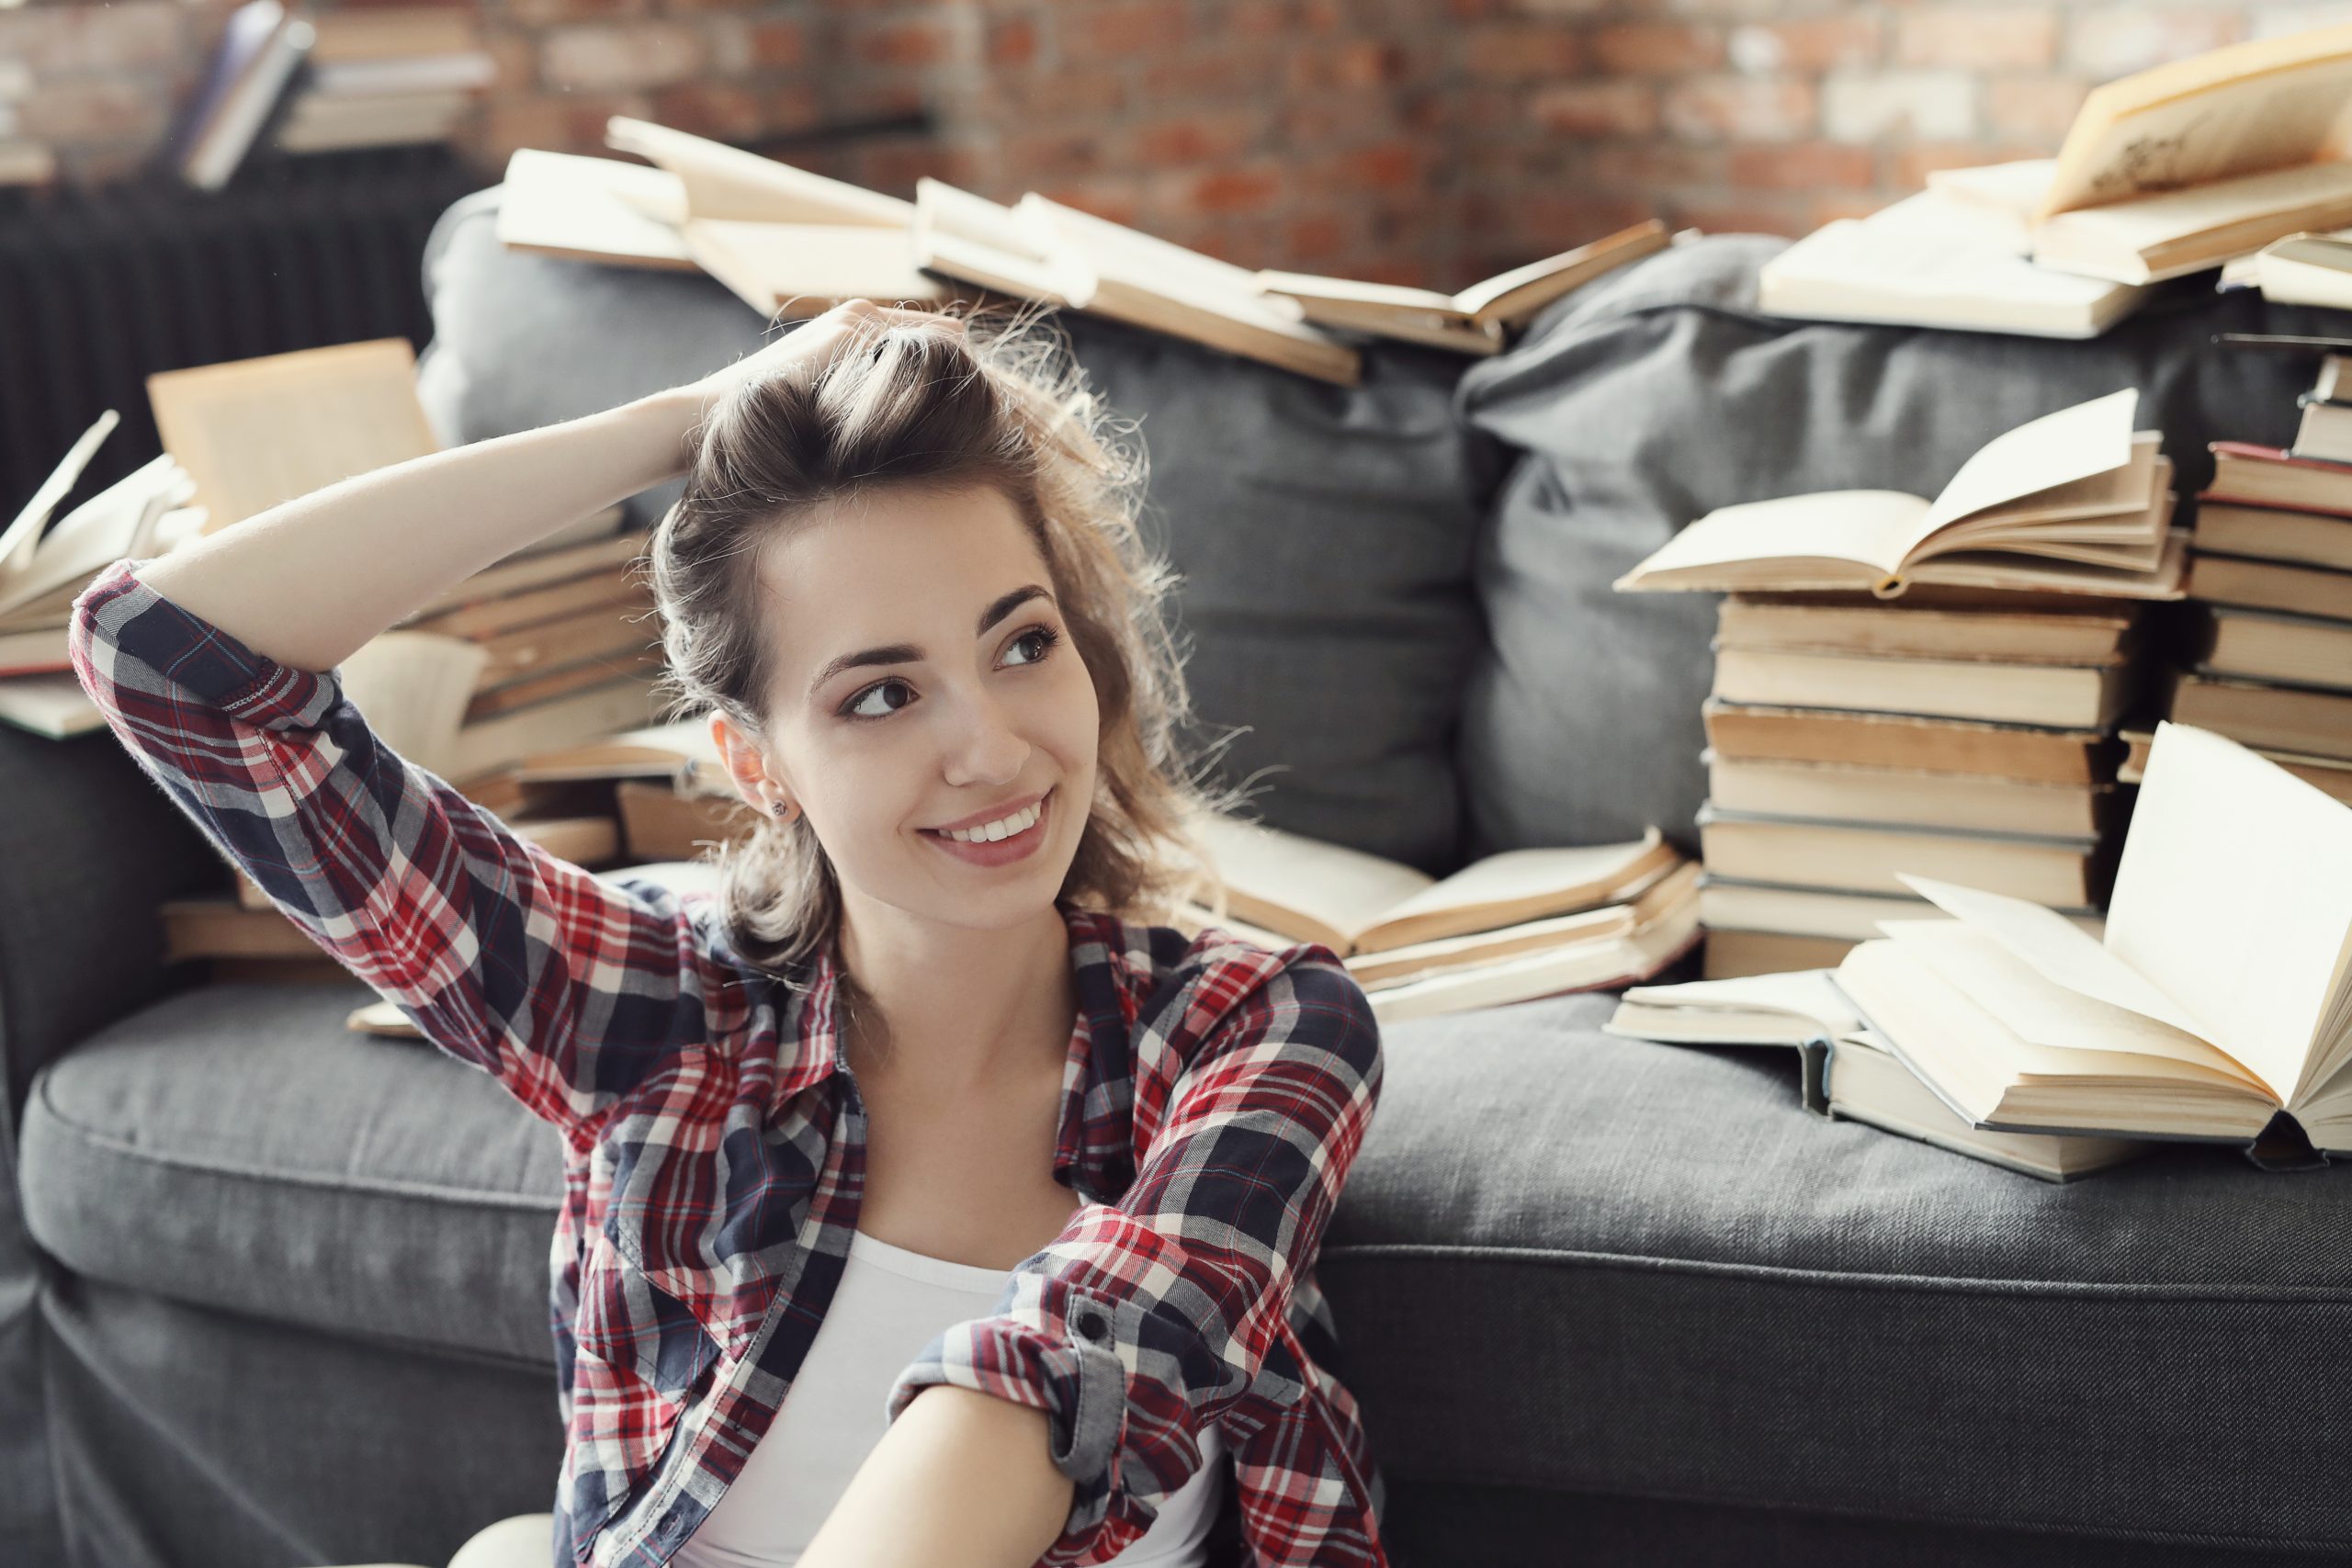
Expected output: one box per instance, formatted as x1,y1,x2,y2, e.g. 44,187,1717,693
837,626,1059,722
842,680,912,721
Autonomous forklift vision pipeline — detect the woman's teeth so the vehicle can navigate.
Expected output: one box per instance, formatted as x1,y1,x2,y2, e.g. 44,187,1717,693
933,795,1044,843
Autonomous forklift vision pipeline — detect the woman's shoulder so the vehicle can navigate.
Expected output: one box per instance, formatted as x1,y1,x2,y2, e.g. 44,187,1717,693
1068,900,1377,1063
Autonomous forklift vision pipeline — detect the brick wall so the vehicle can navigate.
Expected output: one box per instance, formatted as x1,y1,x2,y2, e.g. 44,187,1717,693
7,0,2352,288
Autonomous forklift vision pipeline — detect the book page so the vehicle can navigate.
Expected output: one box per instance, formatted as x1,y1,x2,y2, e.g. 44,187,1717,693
2040,28,2352,215
1373,831,1666,927
1186,810,1433,947
1761,192,2133,318
497,148,694,265
605,116,910,227
1630,491,1928,581
2038,159,2352,253
1618,967,1860,1037
1,410,117,581
1910,389,2138,546
337,631,488,779
2105,721,2352,1105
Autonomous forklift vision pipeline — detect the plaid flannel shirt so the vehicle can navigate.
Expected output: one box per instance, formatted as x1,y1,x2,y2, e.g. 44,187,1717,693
68,558,1390,1568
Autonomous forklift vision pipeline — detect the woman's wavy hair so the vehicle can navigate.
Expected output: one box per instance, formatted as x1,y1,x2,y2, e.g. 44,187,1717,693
636,302,1250,987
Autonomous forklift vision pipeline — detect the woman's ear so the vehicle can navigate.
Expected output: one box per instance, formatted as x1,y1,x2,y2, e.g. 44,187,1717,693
707,711,791,813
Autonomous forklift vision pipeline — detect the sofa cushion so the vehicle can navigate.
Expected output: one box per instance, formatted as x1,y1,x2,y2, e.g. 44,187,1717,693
25,978,2352,1553
414,188,1505,874
18,981,561,1364
1452,232,2352,857
1319,991,2352,1557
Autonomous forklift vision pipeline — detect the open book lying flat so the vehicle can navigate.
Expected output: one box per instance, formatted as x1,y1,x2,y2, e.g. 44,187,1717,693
1827,721,2352,1168
1614,389,2185,600
1603,970,2143,1180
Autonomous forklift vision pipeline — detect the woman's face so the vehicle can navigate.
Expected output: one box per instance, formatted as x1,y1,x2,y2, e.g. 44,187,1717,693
723,481,1101,931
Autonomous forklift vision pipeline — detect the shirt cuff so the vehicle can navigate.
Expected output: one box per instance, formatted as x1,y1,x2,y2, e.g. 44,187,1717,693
73,558,339,730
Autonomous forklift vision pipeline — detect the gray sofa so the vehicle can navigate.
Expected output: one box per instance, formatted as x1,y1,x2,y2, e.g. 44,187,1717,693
6,190,2350,1568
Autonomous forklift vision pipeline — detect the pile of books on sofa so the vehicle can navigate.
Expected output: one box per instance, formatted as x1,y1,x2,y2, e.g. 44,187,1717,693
2117,343,2352,807
1608,720,2352,1183
497,115,1678,383
1755,21,2352,338
1614,389,2185,978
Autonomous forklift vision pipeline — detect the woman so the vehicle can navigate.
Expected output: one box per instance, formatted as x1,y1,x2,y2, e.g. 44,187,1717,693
67,299,1388,1568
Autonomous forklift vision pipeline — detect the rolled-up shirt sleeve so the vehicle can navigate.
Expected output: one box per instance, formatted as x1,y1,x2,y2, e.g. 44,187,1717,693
886,941,1384,1564
67,557,715,1144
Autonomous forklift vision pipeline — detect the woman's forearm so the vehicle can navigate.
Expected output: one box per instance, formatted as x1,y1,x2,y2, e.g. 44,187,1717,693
798,1386,1074,1568
131,386,707,674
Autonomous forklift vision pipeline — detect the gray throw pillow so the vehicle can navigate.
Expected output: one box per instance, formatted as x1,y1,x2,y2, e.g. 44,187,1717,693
1453,231,2336,859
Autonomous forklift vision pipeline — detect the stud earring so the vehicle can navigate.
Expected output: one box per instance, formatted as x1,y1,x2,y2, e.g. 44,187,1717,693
773,800,798,821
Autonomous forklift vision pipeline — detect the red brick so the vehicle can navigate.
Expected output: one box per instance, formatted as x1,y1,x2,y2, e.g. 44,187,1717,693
0,2,183,74
1585,141,1725,187
1729,140,1877,191
1033,177,1148,231
1894,7,2059,71
1984,74,2091,141
1590,22,1724,74
1285,209,1354,263
476,90,652,164
1002,127,1112,182
1280,88,1407,147
747,20,808,68
1670,196,1810,238
1530,80,1659,138
483,30,537,92
987,17,1038,68
1461,26,1581,80
648,81,769,142
507,0,650,25
1663,76,1815,141
1329,140,1429,192
983,71,1131,121
1161,161,1291,217
17,78,167,144
1126,107,1270,168
1809,191,1885,225
853,18,950,69
1892,140,2049,189
1065,1,1191,61
1727,15,1883,73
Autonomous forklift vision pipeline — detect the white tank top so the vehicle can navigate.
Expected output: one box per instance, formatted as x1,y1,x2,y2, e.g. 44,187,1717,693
669,1229,1227,1568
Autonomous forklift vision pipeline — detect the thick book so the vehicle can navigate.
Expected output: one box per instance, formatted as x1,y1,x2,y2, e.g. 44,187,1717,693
1614,390,2185,600
1179,808,1682,956
1758,189,2148,339
1709,643,2133,729
1827,723,2352,1168
1696,873,2105,944
1702,929,1857,981
2185,550,2352,624
1714,592,2140,664
1252,220,1673,354
1702,699,2120,784
2184,603,2352,694
1695,806,2111,908
2165,669,2352,762
503,716,732,796
2205,442,2352,514
2191,499,2352,572
1603,971,2144,1179
1704,750,2117,839
2240,233,2352,314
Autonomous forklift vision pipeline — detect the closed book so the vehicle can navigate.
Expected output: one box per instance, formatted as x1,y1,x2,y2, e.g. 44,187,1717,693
1826,723,2352,1167
2207,442,2352,515
1696,805,2110,908
1702,929,1858,980
2166,670,2352,762
1695,872,2105,943
615,780,761,861
1715,592,2138,664
2191,499,2352,572
1711,643,2132,728
2186,603,2352,694
1702,699,2119,784
1704,750,2116,838
2185,551,2352,624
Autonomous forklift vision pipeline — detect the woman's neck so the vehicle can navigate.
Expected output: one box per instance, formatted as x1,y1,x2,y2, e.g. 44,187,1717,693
835,898,1080,1089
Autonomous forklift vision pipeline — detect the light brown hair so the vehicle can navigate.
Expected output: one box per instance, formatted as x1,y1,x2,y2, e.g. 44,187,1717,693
636,305,1249,987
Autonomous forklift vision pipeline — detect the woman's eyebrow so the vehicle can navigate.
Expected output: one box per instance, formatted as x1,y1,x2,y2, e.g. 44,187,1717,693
806,583,1057,700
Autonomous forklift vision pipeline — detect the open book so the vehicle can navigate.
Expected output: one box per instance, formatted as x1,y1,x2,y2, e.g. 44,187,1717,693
1828,721,2352,1168
1180,809,1682,957
1603,970,2143,1180
1916,26,2352,285
910,177,1363,385
1,410,204,656
1614,389,2184,600
1252,220,1673,355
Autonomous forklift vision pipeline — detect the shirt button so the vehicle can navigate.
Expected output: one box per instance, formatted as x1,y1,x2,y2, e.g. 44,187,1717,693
1074,1306,1111,1345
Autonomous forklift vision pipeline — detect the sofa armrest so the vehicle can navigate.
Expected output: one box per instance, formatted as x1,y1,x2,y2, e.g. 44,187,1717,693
0,725,223,1154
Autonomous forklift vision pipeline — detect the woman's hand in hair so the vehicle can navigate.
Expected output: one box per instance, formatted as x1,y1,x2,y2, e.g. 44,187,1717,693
680,299,969,415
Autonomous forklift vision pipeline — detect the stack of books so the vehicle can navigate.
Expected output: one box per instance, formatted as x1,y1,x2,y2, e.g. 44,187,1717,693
269,6,495,157
1614,390,2186,978
1609,720,2352,1182
498,116,1677,381
1168,807,1701,1024
1757,21,2352,338
2121,352,2352,806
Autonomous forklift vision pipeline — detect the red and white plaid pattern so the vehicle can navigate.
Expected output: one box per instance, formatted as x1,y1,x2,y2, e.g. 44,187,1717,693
71,558,1389,1568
